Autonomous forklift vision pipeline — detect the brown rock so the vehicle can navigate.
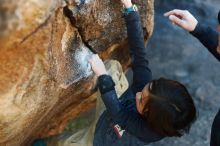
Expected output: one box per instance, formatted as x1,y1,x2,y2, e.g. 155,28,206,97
0,0,154,145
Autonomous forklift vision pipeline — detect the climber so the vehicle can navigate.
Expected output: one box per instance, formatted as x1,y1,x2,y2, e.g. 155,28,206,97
164,9,220,146
89,0,197,145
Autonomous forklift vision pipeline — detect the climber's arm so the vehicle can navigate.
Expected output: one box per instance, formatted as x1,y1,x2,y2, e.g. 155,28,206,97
123,6,152,93
89,54,122,116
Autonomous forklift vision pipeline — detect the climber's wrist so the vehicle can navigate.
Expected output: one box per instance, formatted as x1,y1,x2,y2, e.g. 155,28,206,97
123,4,138,16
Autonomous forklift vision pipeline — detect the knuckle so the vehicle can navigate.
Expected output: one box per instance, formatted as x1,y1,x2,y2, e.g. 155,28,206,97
184,10,189,13
180,20,184,24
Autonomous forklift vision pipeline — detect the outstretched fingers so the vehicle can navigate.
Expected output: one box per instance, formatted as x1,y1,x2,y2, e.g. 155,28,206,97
169,15,185,27
164,9,186,18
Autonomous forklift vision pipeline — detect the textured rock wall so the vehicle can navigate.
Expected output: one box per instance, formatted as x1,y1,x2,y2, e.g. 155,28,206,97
0,0,154,145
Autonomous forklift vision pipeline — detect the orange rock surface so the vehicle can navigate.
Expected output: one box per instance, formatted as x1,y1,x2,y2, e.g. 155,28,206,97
0,0,154,145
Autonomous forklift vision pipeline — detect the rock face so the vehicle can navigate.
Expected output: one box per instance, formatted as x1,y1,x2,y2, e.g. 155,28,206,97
0,0,154,145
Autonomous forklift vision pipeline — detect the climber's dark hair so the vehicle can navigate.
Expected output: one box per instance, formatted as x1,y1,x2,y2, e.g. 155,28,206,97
142,78,196,137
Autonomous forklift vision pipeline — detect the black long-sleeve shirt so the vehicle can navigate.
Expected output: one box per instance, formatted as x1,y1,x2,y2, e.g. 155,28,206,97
93,12,162,146
190,22,220,146
190,23,220,61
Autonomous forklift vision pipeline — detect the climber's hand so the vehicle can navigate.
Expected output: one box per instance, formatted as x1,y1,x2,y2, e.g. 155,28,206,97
89,54,108,77
164,9,198,32
120,0,133,8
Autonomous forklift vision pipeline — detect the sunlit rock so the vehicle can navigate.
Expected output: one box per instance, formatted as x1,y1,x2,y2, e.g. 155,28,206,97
0,0,154,145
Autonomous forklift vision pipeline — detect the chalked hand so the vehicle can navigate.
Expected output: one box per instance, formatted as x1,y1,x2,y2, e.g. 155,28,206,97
89,54,108,77
120,0,133,8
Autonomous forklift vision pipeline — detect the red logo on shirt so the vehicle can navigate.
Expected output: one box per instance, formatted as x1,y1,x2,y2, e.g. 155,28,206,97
113,124,125,138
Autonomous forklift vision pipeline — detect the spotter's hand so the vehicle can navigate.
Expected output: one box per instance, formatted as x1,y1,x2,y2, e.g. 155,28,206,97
164,9,198,32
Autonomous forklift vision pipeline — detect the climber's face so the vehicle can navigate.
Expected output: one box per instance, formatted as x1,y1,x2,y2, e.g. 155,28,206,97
135,83,151,114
